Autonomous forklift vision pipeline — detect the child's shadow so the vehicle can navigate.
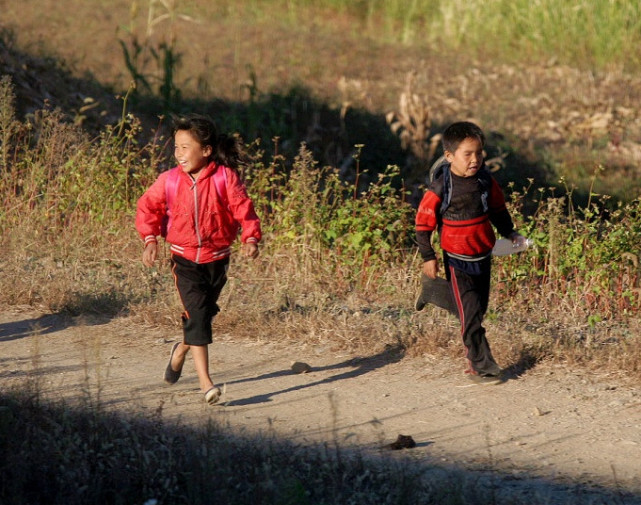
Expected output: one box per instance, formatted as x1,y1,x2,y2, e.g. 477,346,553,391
0,312,115,343
0,313,72,343
225,343,405,406
502,348,540,380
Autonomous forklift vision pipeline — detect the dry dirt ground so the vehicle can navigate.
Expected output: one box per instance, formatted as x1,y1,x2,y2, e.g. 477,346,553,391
1,305,641,503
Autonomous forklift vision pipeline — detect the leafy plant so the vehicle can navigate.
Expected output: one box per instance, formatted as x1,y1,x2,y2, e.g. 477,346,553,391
117,0,198,111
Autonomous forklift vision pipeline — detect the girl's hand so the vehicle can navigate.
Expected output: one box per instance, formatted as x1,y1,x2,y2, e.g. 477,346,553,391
142,242,158,267
242,242,259,259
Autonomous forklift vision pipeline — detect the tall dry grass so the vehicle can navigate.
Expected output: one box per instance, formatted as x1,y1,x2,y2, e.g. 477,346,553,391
208,0,641,71
0,75,640,380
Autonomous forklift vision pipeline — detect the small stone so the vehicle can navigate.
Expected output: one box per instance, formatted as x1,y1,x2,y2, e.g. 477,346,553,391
291,361,312,374
388,434,416,450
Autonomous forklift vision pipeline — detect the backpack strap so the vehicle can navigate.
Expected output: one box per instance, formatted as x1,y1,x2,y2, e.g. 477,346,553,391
434,162,491,216
477,166,491,213
440,164,452,215
213,164,230,210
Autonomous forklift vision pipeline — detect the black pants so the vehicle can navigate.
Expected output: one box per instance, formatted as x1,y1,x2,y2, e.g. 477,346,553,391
447,261,498,375
171,255,229,346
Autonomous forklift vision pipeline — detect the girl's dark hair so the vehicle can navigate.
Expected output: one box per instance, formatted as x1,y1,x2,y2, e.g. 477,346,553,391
172,114,243,169
442,121,485,154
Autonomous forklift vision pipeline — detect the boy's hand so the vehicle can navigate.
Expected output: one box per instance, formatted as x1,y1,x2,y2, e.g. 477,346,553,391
509,232,526,247
422,259,438,279
242,242,259,259
142,242,158,267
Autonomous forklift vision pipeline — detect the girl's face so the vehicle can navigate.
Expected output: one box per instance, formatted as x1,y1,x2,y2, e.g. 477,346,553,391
174,129,212,177
445,136,483,178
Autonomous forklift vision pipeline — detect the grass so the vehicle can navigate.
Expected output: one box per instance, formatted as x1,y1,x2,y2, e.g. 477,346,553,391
0,78,639,380
175,0,641,72
5,1,641,204
0,388,434,505
1,3,641,502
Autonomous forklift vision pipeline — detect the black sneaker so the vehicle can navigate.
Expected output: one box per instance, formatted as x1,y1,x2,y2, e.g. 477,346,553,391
415,274,457,315
480,362,503,377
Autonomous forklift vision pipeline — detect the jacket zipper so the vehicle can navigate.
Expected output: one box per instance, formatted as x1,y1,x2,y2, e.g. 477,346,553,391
191,177,203,263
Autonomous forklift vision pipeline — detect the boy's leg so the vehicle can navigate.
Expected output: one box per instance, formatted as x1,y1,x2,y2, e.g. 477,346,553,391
449,265,499,375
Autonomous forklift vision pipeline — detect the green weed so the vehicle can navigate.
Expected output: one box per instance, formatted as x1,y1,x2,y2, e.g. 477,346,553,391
0,77,640,377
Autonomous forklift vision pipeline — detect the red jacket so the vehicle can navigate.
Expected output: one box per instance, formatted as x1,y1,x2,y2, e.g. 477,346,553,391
136,162,261,264
415,171,514,260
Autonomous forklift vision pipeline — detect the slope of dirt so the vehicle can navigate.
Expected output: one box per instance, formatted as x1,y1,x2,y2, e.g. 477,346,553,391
1,306,640,503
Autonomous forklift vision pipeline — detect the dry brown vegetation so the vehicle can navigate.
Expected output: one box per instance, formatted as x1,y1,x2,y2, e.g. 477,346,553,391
1,0,641,380
2,3,641,504
4,0,641,200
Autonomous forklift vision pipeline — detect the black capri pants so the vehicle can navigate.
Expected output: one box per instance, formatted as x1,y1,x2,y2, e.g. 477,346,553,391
171,254,229,346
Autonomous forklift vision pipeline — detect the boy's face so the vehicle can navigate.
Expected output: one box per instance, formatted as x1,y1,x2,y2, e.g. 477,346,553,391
174,129,212,176
445,137,483,177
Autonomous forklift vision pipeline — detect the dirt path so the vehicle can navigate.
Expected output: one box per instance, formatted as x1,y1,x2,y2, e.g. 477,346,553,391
1,306,640,502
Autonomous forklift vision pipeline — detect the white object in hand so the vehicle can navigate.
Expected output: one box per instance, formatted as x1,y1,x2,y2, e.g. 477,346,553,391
492,237,534,256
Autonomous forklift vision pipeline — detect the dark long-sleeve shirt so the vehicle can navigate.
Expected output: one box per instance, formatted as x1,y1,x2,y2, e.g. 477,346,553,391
416,170,515,262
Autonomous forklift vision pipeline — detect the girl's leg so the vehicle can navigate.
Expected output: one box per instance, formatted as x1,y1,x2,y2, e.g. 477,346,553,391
170,342,190,372
170,255,228,401
190,344,215,392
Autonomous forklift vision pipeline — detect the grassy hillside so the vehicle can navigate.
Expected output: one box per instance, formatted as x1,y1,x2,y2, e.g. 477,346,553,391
3,0,641,202
1,0,641,372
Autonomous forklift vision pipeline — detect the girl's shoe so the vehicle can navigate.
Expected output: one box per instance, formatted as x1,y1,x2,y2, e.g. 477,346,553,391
164,342,183,384
204,386,222,405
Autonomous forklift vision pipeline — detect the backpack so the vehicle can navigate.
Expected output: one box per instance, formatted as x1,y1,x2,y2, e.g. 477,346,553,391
428,156,491,215
160,165,229,238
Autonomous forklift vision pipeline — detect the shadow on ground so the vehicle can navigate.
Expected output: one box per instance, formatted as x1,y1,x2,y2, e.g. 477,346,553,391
0,390,639,505
226,344,405,406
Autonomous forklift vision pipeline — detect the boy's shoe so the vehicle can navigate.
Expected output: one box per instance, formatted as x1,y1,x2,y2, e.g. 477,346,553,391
481,362,503,377
469,374,504,385
204,386,222,405
415,274,458,315
464,361,503,377
164,342,183,384
466,361,504,385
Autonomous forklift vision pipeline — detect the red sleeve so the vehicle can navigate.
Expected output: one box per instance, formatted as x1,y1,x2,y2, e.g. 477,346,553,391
415,190,441,232
135,172,168,244
225,167,262,244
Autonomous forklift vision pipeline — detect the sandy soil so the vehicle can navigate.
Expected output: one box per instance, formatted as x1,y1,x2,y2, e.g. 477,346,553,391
1,305,640,503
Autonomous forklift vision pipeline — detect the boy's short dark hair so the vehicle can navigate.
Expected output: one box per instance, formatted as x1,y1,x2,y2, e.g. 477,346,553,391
442,121,485,154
